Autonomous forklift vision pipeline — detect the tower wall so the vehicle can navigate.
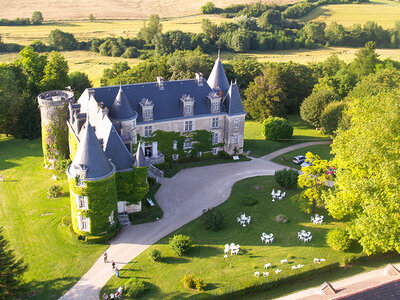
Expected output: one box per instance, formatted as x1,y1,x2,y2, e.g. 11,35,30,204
38,90,74,168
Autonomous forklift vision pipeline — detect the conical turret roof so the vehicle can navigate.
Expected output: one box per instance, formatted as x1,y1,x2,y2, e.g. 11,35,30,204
135,142,148,167
225,81,245,115
68,120,115,180
207,55,230,95
108,86,136,120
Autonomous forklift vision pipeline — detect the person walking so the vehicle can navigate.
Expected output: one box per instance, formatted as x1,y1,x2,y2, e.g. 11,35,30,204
102,292,108,300
115,267,119,278
103,251,108,263
111,260,115,270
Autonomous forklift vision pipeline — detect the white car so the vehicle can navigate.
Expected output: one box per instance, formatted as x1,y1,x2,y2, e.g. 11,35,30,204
293,155,306,164
301,161,312,168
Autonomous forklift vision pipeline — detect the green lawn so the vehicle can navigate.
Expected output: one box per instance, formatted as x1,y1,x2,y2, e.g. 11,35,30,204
101,176,363,299
244,115,331,158
271,143,333,170
0,135,108,299
301,0,400,28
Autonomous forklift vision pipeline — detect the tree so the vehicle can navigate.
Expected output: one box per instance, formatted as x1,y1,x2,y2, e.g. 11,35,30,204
201,18,221,40
324,91,400,255
320,101,346,136
228,58,262,90
41,51,69,91
153,30,191,55
230,29,252,52
201,2,218,14
100,62,130,86
300,90,338,128
349,41,380,78
48,29,78,51
137,14,163,44
88,14,95,22
69,72,92,99
167,48,213,80
297,152,334,213
301,22,325,47
31,11,43,25
258,10,282,30
0,227,28,298
324,21,346,45
262,117,293,140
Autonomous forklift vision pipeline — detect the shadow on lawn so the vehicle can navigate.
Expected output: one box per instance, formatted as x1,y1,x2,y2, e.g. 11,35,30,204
190,245,220,258
162,256,190,264
26,276,81,300
0,137,42,172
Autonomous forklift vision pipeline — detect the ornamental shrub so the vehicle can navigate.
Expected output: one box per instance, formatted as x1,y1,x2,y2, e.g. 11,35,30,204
47,185,62,198
326,228,352,252
169,234,192,256
262,117,293,141
149,249,162,262
274,169,298,189
195,278,206,291
182,274,196,289
125,277,149,298
300,90,338,128
201,208,224,231
241,196,258,206
61,216,72,226
320,101,346,135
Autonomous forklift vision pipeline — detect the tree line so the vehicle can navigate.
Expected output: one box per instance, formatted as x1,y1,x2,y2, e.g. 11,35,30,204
0,11,43,26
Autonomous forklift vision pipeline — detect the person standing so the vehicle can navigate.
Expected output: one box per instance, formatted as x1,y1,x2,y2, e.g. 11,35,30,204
103,251,108,263
102,292,108,300
115,267,119,278
112,260,115,270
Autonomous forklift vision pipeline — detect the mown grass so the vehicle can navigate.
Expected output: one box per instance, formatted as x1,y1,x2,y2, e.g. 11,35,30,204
271,143,333,170
101,175,363,299
0,135,108,299
244,115,330,158
301,0,400,28
129,183,163,225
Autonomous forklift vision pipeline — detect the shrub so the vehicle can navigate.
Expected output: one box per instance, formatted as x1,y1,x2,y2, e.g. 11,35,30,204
169,234,192,256
326,228,352,252
61,216,71,226
300,90,338,128
320,101,346,135
47,185,62,198
201,208,224,231
195,278,206,291
149,249,162,262
274,169,298,189
125,277,149,298
262,117,293,141
201,2,219,14
275,214,289,224
182,274,196,289
241,196,258,207
54,158,71,178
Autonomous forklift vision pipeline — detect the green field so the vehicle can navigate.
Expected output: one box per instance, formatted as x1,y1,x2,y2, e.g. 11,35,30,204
0,136,108,299
244,115,331,158
302,0,400,28
101,175,362,299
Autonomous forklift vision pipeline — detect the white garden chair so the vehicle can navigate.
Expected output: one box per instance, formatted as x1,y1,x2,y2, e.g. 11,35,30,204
263,271,269,277
314,258,320,263
264,263,271,269
281,259,288,264
254,271,260,277
275,269,282,274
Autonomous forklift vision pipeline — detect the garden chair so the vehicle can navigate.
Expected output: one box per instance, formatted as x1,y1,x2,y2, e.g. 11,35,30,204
281,192,286,198
254,271,260,277
263,272,269,277
115,286,123,298
264,263,271,269
280,259,288,264
320,258,326,262
297,264,303,268
261,236,265,243
271,189,275,196
314,258,320,263
292,265,297,269
275,269,282,274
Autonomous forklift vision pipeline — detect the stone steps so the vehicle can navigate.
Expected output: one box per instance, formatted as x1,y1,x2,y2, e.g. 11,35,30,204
118,214,131,226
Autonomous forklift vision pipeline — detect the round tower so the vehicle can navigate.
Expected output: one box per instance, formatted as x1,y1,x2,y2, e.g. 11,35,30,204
66,120,118,237
38,90,74,169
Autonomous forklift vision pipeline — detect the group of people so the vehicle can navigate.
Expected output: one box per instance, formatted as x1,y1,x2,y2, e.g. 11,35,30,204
102,251,122,299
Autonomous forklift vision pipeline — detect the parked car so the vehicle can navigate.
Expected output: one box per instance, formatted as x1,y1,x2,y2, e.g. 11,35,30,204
301,161,312,168
326,167,336,176
293,155,306,164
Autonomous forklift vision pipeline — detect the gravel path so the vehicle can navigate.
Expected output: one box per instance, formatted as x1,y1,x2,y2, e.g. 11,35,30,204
59,141,329,300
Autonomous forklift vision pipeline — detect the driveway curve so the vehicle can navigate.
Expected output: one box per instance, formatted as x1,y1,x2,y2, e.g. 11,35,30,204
60,141,330,300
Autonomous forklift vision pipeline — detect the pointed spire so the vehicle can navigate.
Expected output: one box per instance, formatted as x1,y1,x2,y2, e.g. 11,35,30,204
135,141,148,167
69,120,115,180
108,85,135,120
225,81,245,115
207,52,230,95
217,44,221,58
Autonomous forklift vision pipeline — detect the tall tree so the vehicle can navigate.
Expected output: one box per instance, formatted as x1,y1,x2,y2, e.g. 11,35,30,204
48,29,78,51
31,11,43,25
41,51,69,91
69,71,92,100
137,14,163,44
0,227,28,298
324,91,400,255
297,152,334,213
350,41,380,78
167,49,213,80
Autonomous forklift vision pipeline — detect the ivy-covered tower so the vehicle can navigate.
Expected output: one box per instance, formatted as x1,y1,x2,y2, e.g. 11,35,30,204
38,90,74,169
66,120,118,237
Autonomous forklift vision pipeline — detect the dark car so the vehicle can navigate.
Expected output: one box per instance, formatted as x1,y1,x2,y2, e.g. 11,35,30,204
293,155,306,164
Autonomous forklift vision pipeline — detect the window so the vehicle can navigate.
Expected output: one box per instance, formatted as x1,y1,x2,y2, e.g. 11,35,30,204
173,140,177,150
213,101,219,112
234,119,239,129
132,120,136,129
172,154,179,161
212,133,219,145
184,141,192,149
144,109,151,120
109,211,114,226
184,120,193,132
197,151,202,157
233,135,238,144
77,175,84,187
184,104,192,115
212,117,219,129
76,195,88,210
144,126,152,137
212,148,218,155
78,215,90,232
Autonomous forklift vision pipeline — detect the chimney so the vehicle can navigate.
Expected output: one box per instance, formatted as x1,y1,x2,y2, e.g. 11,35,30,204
157,76,165,90
102,107,109,119
195,72,203,86
88,88,95,98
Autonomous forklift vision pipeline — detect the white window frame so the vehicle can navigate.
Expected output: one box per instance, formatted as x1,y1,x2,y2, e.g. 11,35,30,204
212,148,218,155
184,104,192,115
172,154,179,161
212,117,219,129
173,140,178,150
213,101,219,112
183,141,192,149
234,119,239,129
184,120,193,132
233,135,238,144
109,211,114,226
144,125,152,137
76,195,88,210
212,132,219,145
197,151,202,157
78,215,90,232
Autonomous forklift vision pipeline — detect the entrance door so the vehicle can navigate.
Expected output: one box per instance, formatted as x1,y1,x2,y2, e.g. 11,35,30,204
117,201,126,214
144,144,152,158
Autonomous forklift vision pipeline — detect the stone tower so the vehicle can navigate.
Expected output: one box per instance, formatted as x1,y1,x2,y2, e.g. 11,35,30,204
38,90,74,169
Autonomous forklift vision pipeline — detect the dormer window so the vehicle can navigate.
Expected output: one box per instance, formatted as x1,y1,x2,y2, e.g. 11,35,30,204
180,94,195,117
139,98,154,121
207,92,221,114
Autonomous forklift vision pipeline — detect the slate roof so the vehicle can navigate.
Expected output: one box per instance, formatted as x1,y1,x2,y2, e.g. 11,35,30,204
207,56,230,95
68,120,115,180
135,142,148,167
225,82,245,115
103,125,135,171
108,86,137,121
